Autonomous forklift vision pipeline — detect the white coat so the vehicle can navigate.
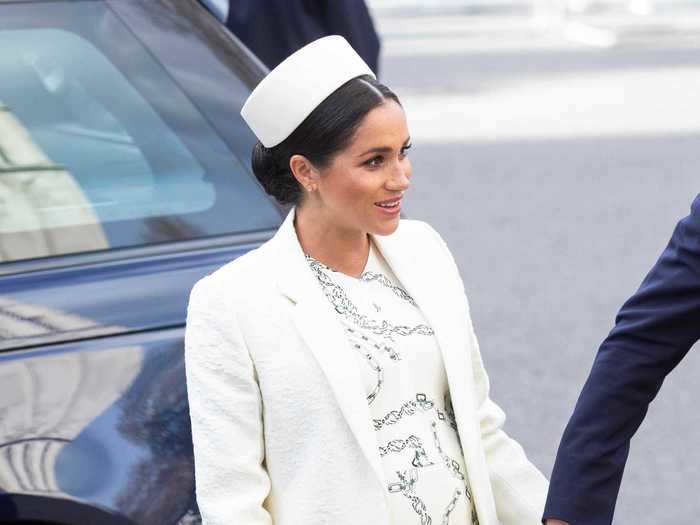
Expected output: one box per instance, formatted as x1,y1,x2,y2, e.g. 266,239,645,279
185,207,548,525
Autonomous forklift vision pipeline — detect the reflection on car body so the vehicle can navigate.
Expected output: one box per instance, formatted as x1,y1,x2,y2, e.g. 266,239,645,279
0,0,282,523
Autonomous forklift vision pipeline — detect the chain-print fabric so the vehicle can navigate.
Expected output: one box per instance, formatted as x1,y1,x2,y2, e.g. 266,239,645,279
359,271,418,306
306,256,434,339
305,240,479,525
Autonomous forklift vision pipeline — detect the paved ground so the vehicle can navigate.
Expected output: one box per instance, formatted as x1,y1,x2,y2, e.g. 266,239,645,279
372,5,700,522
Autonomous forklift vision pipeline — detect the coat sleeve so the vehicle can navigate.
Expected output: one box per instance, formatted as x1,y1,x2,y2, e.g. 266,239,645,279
544,194,700,525
185,275,273,525
422,221,549,525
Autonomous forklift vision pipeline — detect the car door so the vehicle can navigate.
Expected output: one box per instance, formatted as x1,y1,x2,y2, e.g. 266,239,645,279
0,1,281,523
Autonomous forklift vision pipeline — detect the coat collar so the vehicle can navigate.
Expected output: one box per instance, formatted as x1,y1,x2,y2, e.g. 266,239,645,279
269,207,488,519
270,207,388,493
272,206,421,304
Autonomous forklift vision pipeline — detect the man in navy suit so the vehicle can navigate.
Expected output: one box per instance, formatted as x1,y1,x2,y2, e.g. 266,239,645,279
544,194,700,525
223,0,380,74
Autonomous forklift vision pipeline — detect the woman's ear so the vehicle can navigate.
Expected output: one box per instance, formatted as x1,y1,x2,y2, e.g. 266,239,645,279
289,154,320,192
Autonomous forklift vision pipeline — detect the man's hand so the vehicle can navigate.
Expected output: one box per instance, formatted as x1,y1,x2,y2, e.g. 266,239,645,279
545,520,571,525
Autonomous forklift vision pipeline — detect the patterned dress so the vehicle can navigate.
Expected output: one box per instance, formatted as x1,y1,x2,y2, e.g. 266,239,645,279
305,239,480,525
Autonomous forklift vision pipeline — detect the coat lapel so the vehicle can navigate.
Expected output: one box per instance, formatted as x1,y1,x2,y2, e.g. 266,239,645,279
370,226,480,451
372,224,499,525
272,208,388,495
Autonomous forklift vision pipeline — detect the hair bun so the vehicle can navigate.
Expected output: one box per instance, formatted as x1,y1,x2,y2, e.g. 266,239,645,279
251,142,302,204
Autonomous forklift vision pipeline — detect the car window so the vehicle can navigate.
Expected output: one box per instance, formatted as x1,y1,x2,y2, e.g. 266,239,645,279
0,1,280,264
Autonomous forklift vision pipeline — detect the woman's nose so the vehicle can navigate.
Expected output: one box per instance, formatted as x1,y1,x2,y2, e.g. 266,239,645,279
388,159,411,191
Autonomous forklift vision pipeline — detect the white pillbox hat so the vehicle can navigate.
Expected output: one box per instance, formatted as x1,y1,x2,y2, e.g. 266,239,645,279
240,35,375,148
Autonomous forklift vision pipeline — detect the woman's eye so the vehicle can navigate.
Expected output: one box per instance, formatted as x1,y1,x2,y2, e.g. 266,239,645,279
364,146,411,168
366,156,383,168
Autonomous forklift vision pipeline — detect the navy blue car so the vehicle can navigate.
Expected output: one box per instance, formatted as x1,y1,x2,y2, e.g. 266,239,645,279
0,1,283,523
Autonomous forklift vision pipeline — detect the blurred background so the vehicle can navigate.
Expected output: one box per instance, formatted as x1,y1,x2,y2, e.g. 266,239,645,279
363,0,699,522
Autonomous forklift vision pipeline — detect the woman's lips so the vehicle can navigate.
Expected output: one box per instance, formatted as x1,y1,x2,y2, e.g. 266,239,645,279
374,198,401,215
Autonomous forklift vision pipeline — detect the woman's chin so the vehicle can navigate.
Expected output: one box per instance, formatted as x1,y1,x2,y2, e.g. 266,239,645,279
371,217,401,237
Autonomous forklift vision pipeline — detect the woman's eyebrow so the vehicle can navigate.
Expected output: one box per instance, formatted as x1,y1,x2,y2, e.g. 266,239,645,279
358,137,411,157
359,145,392,156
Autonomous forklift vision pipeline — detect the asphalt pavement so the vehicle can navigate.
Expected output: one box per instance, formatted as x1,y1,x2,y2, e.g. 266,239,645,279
371,4,700,522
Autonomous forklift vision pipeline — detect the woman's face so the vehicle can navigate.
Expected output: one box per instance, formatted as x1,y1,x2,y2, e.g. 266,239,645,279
310,100,412,237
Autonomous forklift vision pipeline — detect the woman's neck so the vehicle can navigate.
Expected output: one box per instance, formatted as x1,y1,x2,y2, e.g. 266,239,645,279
294,206,370,278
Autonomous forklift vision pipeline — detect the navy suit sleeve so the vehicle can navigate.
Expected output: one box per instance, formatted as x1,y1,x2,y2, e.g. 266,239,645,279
544,194,700,525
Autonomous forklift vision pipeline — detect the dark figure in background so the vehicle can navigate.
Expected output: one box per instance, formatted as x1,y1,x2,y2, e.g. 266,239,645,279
224,0,381,74
544,194,700,525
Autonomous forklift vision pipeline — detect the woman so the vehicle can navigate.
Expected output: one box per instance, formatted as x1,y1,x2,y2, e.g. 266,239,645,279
185,35,548,525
